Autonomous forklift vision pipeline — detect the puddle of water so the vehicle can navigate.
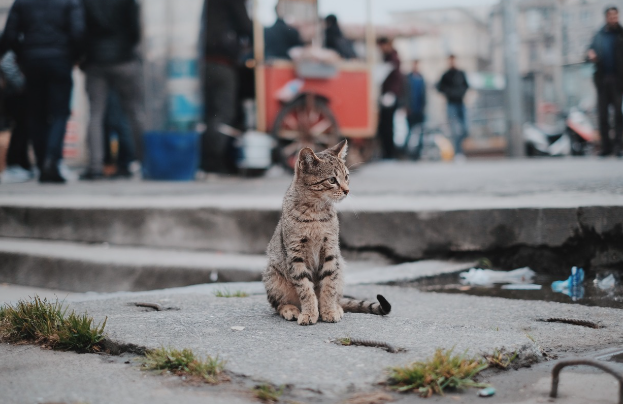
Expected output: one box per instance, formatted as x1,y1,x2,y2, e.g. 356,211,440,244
610,353,623,363
406,273,623,309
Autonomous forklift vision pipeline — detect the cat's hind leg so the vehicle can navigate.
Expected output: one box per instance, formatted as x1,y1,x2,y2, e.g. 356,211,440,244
264,268,301,321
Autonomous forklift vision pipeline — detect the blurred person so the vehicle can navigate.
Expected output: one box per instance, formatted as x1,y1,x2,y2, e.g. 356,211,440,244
201,0,252,174
403,60,427,159
103,90,134,178
437,55,469,159
81,0,145,180
3,0,85,183
324,14,356,59
0,33,31,183
587,6,623,157
265,5,303,60
376,37,403,160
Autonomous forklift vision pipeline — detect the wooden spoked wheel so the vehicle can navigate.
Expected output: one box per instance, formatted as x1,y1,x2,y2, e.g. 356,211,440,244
272,94,341,170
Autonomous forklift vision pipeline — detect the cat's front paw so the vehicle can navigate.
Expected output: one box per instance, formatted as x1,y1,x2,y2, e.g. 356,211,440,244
279,305,300,321
321,305,344,323
297,311,319,325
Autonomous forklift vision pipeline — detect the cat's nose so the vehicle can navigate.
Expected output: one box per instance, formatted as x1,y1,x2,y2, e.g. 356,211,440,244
343,189,349,195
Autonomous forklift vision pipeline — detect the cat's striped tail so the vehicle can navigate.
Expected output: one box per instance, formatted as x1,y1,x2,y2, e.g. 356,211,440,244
340,294,391,316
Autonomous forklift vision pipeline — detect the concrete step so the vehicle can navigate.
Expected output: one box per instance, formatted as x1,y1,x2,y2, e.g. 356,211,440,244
0,238,266,293
1,194,622,270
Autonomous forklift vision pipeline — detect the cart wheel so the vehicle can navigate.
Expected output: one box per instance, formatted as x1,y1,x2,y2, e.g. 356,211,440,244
272,94,341,170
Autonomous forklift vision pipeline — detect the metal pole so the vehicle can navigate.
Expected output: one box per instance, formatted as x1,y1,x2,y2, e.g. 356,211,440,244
502,0,525,157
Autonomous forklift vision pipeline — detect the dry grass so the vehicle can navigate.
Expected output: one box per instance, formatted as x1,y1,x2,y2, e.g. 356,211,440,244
0,296,106,353
253,384,284,402
346,391,394,404
142,347,226,384
214,289,249,298
387,348,488,397
483,349,518,370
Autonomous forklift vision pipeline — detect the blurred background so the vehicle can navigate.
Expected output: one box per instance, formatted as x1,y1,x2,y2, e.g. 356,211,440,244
0,0,614,171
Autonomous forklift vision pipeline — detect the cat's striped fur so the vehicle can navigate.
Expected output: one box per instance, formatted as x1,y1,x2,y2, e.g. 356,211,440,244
263,140,391,325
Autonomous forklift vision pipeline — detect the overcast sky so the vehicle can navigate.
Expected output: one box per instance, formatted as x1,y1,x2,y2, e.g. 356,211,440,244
259,0,499,24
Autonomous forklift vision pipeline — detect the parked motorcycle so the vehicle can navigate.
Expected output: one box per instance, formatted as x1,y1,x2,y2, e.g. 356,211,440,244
523,108,596,157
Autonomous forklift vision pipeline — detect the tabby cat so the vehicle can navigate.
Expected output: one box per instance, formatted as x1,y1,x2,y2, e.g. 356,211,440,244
263,140,391,325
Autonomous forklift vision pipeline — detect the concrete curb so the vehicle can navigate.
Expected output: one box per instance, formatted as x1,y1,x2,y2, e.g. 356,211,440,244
0,238,266,293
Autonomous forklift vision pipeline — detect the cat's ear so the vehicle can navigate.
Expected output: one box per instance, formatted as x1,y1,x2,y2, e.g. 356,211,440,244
328,140,348,161
298,147,321,171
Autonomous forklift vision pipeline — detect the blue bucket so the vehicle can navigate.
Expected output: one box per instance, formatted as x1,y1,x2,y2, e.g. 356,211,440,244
143,131,200,181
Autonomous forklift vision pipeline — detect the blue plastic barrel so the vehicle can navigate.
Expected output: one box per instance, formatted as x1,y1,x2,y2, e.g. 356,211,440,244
142,131,200,181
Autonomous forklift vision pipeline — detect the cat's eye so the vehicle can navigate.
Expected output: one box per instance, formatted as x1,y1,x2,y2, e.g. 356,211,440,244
345,174,349,182
328,177,337,184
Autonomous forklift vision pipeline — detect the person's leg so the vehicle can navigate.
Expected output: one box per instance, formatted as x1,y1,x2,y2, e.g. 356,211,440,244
456,103,469,155
5,93,31,170
597,86,613,155
612,87,623,155
202,63,237,172
41,58,73,181
377,105,396,159
447,103,460,154
85,66,109,175
106,90,134,170
110,60,145,164
21,62,49,172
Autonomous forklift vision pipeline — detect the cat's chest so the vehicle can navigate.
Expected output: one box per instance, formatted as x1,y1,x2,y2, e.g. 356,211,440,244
301,223,337,270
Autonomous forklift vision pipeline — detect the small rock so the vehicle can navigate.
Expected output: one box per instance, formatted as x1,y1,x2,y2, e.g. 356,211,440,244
231,326,245,331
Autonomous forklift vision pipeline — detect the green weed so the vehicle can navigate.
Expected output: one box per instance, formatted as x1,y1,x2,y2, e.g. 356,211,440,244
483,349,518,370
338,337,351,346
214,288,249,298
387,348,488,397
142,347,226,384
253,384,284,402
0,296,106,353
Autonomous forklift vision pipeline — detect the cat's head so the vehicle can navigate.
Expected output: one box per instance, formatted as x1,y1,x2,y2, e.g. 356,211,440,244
295,140,349,202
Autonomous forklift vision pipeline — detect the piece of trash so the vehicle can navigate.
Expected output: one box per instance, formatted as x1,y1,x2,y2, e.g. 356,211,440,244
551,267,585,301
231,326,245,331
501,284,542,290
596,274,616,290
460,267,535,286
478,387,496,397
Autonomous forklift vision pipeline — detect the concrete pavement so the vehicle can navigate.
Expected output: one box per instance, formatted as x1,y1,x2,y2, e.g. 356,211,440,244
2,281,623,403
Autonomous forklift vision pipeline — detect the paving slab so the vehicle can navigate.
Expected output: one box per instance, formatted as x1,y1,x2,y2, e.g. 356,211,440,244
60,283,623,398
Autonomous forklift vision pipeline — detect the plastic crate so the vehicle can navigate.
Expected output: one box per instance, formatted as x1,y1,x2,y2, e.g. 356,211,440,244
143,131,199,181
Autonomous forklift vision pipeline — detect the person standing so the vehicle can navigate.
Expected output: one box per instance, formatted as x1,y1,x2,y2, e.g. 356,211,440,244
264,5,303,60
3,0,85,183
201,0,252,174
376,37,403,160
588,6,623,157
404,60,427,159
437,55,469,159
81,0,145,180
0,32,31,183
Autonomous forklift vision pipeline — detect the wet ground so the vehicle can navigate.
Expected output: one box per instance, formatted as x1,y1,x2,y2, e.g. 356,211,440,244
405,271,623,310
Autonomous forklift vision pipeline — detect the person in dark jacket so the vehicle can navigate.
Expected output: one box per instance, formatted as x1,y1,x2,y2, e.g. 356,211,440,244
201,0,252,174
437,55,469,158
403,60,427,159
0,31,31,183
588,6,623,157
81,0,144,180
265,6,303,60
3,0,85,183
324,14,356,59
376,37,402,160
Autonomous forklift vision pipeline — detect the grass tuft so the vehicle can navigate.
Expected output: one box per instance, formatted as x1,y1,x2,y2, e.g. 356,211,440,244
387,348,488,397
142,347,226,384
338,337,351,346
214,288,249,298
483,349,517,370
0,296,106,353
253,383,284,402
